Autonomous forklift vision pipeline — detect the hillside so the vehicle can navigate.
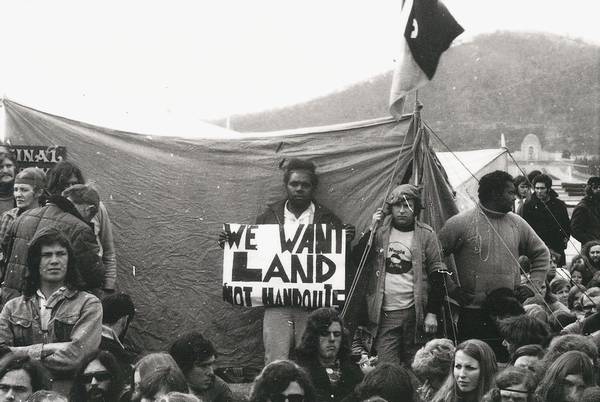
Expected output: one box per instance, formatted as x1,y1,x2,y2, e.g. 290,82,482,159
216,32,600,153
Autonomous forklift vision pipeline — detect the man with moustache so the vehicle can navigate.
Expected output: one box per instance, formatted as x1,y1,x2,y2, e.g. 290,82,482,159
71,350,129,402
438,170,549,343
0,147,17,217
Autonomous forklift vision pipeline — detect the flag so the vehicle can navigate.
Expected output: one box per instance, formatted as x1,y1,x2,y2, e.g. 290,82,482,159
389,0,464,118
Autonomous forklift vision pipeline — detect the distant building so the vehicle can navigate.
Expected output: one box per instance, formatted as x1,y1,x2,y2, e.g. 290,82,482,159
512,133,561,162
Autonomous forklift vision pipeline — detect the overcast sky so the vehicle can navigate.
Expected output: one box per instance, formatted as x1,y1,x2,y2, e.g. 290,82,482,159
1,0,598,135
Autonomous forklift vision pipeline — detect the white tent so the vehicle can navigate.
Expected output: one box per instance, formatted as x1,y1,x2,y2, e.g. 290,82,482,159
436,148,509,211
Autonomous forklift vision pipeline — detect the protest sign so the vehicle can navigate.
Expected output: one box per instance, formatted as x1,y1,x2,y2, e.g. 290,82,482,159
222,223,346,308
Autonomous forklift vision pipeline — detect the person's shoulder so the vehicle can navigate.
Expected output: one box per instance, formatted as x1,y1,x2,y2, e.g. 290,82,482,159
415,220,435,233
3,294,27,310
213,375,231,391
442,209,473,226
69,290,101,305
314,201,341,223
0,207,19,220
256,200,285,222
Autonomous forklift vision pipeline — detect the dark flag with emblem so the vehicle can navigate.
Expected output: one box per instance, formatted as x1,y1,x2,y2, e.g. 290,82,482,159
389,0,463,118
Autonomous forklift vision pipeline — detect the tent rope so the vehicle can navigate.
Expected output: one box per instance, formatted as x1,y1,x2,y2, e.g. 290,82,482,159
340,116,411,319
425,122,582,329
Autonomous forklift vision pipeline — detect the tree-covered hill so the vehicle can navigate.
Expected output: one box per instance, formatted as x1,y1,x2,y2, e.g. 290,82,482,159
217,32,600,154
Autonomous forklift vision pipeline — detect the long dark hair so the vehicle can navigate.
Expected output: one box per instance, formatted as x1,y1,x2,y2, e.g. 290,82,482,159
536,350,595,402
355,362,415,402
249,360,316,402
46,160,85,196
432,339,497,402
71,350,125,401
23,227,84,297
0,354,50,393
295,307,351,362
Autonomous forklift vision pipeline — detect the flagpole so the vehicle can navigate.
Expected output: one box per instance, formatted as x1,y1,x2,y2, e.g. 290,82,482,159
413,90,423,185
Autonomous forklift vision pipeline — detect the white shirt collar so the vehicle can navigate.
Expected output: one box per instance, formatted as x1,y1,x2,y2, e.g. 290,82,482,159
284,201,315,224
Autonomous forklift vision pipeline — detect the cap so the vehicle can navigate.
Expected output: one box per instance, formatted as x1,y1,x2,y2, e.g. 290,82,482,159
386,184,421,205
15,168,46,190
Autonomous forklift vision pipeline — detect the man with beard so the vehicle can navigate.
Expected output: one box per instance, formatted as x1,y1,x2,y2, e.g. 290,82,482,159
169,331,232,402
351,184,448,366
71,350,129,402
438,170,549,342
581,240,600,283
294,308,363,402
522,174,570,266
0,147,16,217
571,176,600,245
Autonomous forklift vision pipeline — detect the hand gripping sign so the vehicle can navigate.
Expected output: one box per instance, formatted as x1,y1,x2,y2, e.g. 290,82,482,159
222,224,346,308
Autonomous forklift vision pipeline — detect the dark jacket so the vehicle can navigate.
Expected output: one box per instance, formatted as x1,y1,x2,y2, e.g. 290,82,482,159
295,354,363,402
522,192,570,256
571,195,600,245
1,196,104,302
256,199,342,227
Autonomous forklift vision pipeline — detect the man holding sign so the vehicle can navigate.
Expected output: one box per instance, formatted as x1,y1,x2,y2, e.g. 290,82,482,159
220,158,354,364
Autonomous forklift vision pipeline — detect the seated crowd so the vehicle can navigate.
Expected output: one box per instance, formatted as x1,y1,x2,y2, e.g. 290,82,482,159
0,148,600,402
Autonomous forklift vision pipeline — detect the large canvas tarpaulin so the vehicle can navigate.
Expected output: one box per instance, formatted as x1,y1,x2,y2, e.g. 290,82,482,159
3,99,456,369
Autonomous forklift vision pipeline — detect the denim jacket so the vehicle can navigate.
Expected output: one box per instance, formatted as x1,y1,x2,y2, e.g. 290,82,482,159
0,288,102,374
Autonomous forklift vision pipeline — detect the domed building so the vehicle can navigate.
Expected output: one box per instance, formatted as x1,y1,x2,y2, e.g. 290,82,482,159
512,133,560,161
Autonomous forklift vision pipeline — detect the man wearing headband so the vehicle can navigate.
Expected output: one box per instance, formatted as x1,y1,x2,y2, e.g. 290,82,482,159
571,176,600,245
352,184,449,366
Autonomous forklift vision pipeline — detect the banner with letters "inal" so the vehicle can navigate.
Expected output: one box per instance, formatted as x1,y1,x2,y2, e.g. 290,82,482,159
222,223,346,308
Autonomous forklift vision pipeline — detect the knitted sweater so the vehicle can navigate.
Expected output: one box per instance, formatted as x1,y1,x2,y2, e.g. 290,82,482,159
438,205,549,308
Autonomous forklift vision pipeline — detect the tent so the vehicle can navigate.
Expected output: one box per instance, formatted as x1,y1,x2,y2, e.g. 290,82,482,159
436,148,509,211
2,98,457,369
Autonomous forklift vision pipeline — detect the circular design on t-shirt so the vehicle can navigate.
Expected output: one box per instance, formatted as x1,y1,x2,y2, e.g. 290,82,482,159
386,241,413,274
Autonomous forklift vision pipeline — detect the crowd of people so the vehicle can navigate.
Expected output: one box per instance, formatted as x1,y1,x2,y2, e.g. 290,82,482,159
0,145,599,402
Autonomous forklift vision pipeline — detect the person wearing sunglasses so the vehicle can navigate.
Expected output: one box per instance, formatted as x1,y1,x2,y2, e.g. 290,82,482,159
249,360,316,402
294,308,362,402
70,350,130,402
